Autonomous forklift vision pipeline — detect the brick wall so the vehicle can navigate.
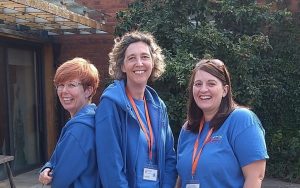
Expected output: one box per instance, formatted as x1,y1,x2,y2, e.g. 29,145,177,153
52,34,114,102
75,0,134,33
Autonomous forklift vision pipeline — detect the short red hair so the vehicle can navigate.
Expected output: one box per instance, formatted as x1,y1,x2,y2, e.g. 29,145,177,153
54,57,99,100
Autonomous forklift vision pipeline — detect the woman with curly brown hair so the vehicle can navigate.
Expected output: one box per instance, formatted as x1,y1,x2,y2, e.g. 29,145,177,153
95,31,177,188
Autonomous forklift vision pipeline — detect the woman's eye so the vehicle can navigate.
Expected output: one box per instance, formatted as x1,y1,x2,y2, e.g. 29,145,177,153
128,56,135,61
208,82,216,87
56,84,64,90
69,83,76,88
194,82,202,87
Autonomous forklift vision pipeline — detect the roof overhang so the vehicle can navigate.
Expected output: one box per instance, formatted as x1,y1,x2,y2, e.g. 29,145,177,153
0,0,110,36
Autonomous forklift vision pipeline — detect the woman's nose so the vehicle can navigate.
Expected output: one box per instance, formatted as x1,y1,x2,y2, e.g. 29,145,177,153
199,85,208,92
136,58,143,65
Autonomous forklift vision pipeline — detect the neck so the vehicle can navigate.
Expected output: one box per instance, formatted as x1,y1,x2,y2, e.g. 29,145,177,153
69,102,90,118
204,114,213,121
126,83,146,100
203,110,218,122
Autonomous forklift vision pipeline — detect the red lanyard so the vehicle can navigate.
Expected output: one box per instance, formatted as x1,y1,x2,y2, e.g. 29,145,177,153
126,87,154,161
191,118,213,176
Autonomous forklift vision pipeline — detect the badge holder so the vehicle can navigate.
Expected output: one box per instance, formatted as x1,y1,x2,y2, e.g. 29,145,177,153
143,163,158,181
186,178,200,188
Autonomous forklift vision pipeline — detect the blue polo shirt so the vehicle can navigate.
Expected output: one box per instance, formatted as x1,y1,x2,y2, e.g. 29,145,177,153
176,108,269,188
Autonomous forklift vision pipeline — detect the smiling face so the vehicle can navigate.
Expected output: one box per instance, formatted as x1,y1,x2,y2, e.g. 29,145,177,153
121,41,153,88
193,70,228,120
56,79,92,117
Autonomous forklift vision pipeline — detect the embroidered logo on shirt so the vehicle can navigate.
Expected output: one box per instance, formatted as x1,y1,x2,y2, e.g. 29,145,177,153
208,135,222,143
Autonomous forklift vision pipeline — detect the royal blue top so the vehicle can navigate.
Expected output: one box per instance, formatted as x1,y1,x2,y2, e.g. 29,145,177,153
177,108,269,188
40,104,101,188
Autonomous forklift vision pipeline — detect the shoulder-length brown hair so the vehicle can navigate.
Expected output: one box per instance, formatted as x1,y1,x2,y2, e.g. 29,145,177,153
186,59,236,133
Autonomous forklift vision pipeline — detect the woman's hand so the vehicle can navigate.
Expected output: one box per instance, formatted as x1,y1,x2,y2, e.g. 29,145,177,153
39,168,53,185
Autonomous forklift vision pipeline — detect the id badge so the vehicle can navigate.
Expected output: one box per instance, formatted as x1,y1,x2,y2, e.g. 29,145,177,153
186,179,200,188
186,184,200,188
143,165,158,181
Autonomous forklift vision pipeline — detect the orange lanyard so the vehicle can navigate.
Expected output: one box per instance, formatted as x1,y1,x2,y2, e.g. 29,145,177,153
126,87,154,161
191,118,213,177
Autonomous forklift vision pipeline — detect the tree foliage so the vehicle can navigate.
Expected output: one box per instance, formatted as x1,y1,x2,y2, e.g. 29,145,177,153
115,0,300,182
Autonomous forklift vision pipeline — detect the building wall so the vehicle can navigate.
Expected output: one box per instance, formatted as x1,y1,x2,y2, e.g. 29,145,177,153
76,0,134,33
52,33,114,103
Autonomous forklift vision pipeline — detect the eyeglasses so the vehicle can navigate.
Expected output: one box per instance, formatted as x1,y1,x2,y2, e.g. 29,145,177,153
55,82,82,91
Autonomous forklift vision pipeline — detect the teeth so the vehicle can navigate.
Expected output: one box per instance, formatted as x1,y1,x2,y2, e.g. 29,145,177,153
134,70,145,74
63,98,72,102
200,96,211,99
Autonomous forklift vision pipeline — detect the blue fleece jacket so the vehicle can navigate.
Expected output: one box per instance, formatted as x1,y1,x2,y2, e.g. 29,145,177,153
40,104,101,188
95,80,177,188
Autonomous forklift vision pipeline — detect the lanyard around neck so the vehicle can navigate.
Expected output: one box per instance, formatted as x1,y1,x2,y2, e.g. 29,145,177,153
191,118,213,177
126,87,154,161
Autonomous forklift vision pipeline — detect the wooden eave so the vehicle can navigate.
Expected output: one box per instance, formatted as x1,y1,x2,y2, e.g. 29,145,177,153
0,0,109,35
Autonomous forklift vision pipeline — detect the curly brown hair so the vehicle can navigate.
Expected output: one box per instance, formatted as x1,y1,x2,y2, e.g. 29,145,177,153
109,31,165,82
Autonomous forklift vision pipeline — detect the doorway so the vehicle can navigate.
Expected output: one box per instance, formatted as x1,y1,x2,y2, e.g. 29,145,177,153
0,43,43,178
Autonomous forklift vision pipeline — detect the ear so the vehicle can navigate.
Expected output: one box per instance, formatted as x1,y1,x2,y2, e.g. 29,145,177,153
121,64,126,73
84,86,93,99
223,85,229,97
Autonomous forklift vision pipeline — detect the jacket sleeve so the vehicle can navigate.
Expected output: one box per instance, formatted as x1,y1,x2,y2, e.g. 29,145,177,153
50,130,89,187
95,98,129,188
40,162,53,173
162,106,178,188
